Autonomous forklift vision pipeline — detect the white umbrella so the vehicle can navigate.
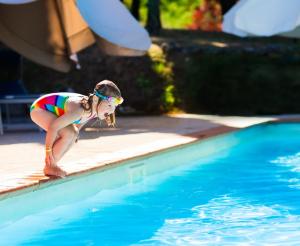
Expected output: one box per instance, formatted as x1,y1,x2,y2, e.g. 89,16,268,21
222,0,250,37
235,0,300,37
0,0,152,72
280,26,300,38
77,0,151,53
0,0,36,4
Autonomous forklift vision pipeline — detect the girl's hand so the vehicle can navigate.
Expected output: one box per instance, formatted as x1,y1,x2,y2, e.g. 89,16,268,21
104,113,112,126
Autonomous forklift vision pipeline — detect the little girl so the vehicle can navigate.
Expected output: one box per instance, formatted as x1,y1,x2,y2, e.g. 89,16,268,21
30,80,123,178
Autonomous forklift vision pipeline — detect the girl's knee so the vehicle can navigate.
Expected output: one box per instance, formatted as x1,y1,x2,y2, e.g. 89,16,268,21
59,126,78,140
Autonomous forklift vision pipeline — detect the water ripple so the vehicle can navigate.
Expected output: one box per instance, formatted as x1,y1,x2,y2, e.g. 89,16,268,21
136,195,300,246
270,152,300,190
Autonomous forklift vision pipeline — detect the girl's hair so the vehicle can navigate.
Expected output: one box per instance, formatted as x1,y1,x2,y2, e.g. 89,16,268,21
80,80,122,126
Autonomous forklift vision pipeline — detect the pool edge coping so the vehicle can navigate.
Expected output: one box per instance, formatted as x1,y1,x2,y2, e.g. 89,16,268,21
0,117,298,200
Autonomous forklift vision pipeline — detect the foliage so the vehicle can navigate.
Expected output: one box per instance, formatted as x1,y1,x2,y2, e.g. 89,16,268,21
160,0,202,29
148,45,176,111
123,0,225,30
123,0,132,8
123,0,202,29
16,30,300,115
178,52,300,115
188,0,222,31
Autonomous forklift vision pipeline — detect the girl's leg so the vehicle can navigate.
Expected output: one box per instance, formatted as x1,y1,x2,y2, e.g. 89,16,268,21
30,108,78,177
44,125,78,177
52,124,78,162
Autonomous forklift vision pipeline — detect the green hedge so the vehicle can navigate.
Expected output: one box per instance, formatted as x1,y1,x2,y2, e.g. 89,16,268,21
176,51,300,115
5,32,300,116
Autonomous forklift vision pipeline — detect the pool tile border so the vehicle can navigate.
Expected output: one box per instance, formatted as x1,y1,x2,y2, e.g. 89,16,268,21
0,117,298,199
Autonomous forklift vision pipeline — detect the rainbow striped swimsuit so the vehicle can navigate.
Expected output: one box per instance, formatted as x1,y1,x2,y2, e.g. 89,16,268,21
30,93,85,124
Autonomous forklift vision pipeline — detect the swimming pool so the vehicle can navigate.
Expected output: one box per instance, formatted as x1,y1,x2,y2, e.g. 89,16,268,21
1,123,300,245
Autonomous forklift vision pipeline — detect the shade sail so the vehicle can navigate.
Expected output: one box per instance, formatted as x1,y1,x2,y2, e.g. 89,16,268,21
77,0,151,53
0,0,95,72
95,36,146,56
55,0,95,54
0,0,151,72
235,0,300,37
281,27,300,38
0,0,71,72
222,0,250,37
0,0,36,4
222,0,300,38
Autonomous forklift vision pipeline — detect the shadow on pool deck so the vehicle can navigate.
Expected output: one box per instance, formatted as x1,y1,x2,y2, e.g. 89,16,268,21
0,114,222,144
0,113,296,197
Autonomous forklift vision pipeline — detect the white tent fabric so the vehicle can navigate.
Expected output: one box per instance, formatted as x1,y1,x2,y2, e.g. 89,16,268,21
235,0,300,37
222,0,250,37
77,0,151,52
0,0,36,4
281,27,300,38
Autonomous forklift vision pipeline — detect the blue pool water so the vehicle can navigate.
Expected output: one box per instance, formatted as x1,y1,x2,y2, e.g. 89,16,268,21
1,123,300,245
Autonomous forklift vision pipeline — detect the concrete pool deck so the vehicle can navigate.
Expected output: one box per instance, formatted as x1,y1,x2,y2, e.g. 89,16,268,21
0,113,299,198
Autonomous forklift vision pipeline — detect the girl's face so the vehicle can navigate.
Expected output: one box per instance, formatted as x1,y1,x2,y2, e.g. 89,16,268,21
97,100,116,120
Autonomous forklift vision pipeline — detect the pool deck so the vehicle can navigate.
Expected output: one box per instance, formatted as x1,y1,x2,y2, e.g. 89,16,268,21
0,113,299,198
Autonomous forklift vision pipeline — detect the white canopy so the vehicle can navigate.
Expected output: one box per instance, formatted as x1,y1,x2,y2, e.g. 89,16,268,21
77,0,151,52
0,0,36,4
223,0,300,37
236,0,300,36
0,0,151,72
222,0,250,37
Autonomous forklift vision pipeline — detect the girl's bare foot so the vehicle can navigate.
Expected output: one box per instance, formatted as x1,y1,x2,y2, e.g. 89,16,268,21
43,165,67,178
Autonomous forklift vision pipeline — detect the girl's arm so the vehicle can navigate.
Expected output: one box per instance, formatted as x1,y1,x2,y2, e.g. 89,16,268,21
73,121,89,143
75,121,88,131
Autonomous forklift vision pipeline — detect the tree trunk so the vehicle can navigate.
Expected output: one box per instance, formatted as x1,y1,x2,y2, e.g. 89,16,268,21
219,0,238,15
146,0,162,35
131,0,141,21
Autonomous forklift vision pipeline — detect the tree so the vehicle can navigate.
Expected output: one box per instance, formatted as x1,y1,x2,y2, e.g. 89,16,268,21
218,0,238,15
146,0,162,35
188,0,222,31
131,0,141,21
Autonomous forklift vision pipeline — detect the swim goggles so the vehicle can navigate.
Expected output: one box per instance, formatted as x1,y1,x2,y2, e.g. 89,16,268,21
94,90,124,106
